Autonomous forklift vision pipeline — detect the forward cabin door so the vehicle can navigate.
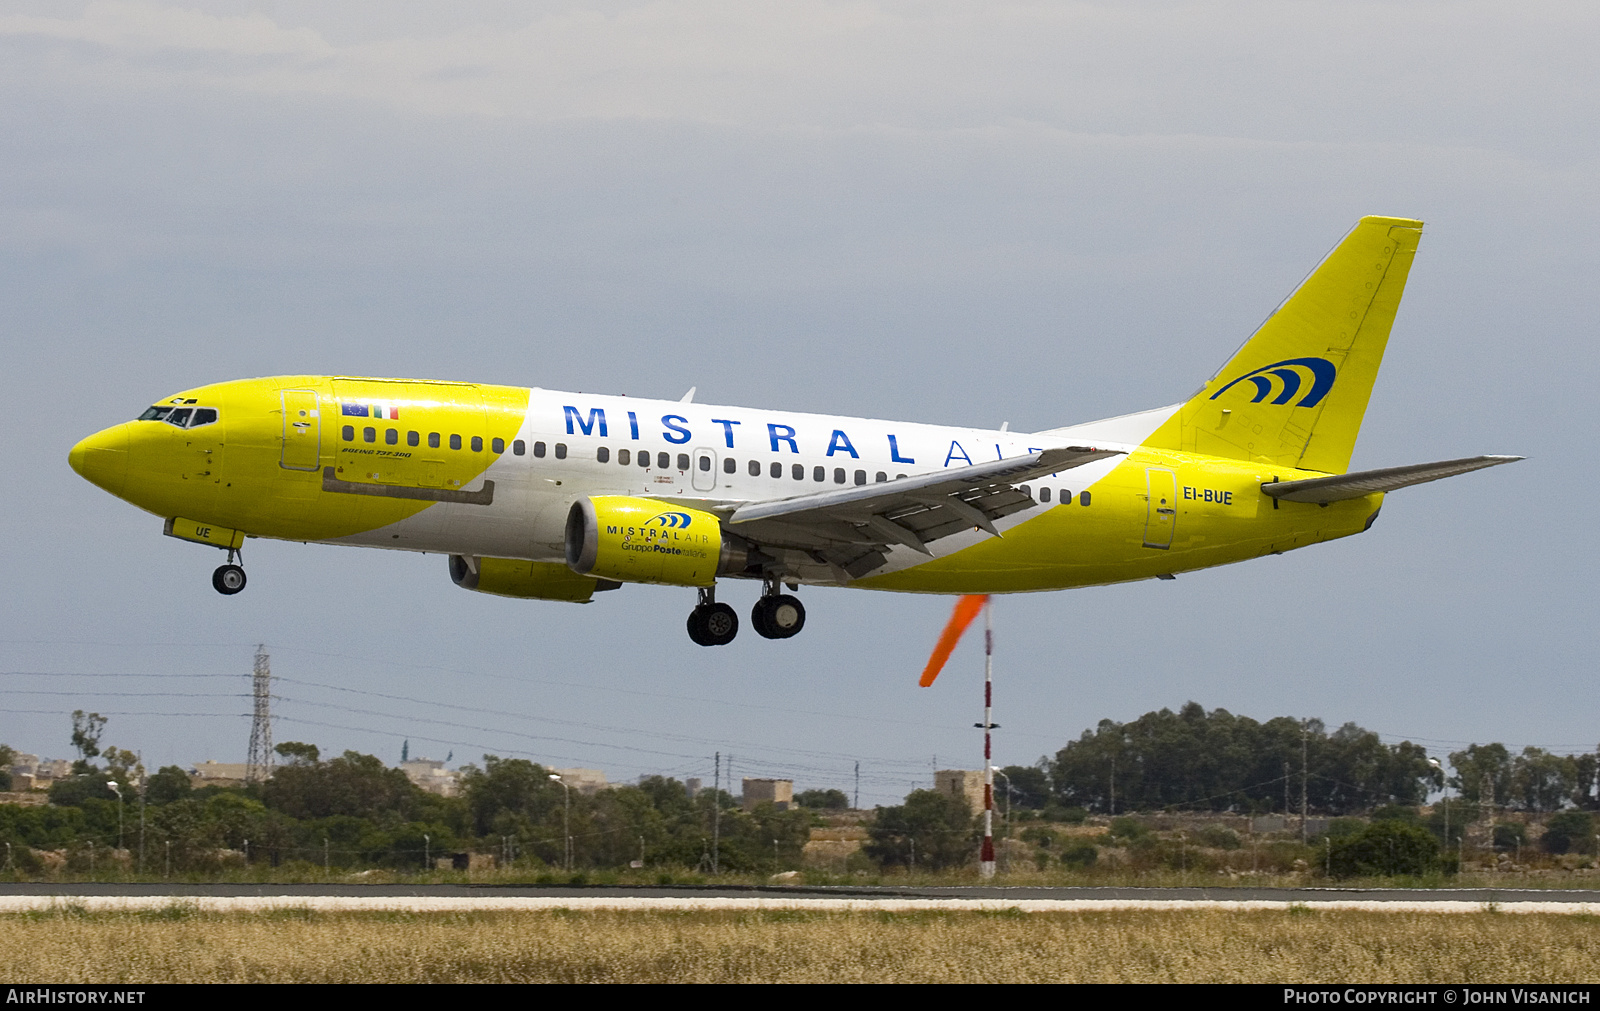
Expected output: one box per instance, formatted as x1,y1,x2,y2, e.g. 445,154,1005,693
1143,468,1178,549
280,389,322,471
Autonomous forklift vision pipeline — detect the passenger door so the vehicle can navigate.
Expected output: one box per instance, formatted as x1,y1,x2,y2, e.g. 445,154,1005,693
1143,468,1177,549
280,389,322,471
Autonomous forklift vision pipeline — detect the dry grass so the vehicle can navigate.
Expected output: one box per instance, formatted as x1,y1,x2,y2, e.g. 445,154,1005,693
1,906,1598,983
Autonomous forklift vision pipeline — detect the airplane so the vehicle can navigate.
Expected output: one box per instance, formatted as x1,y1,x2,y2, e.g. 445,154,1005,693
69,216,1518,646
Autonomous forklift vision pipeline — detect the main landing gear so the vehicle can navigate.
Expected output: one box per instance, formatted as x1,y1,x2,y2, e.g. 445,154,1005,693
687,587,739,647
751,587,805,640
685,581,808,646
212,549,247,596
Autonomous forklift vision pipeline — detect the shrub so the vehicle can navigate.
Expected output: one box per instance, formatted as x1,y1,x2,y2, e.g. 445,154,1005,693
1194,825,1241,850
1327,821,1440,877
1541,811,1595,855
1492,823,1527,852
1059,840,1098,868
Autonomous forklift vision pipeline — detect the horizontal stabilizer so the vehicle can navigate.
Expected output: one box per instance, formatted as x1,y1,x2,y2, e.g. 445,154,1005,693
1262,455,1522,504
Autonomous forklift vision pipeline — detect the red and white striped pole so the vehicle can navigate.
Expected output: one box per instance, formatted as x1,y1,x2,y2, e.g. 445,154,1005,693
979,599,997,879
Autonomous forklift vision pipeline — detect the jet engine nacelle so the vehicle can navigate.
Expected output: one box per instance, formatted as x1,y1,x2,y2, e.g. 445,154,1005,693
449,554,617,602
565,496,750,587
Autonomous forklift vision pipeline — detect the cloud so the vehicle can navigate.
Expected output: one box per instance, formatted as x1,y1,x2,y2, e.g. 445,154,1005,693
1,0,1594,162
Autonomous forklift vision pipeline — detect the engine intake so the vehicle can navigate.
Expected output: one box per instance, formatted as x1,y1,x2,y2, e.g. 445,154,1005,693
565,496,751,587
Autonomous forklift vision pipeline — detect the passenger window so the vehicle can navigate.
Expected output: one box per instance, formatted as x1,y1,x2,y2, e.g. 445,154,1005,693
723,457,736,474
449,434,461,450
875,472,887,483
166,408,193,428
676,453,690,470
534,442,546,458
429,433,441,449
792,463,804,480
407,431,419,447
896,473,907,480
191,408,218,427
492,437,505,454
618,449,630,466
385,429,398,445
1061,489,1071,503
854,470,866,486
1080,491,1091,506
813,466,824,482
770,461,782,478
513,440,525,456
342,425,355,442
597,447,610,463
471,436,483,452
748,459,761,477
1040,487,1051,502
365,427,377,443
833,468,845,484
640,451,651,468
658,452,670,468
700,455,712,472
1021,484,1031,497
556,443,568,460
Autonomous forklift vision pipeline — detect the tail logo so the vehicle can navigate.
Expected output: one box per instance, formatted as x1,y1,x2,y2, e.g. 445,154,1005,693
647,511,693,529
1210,357,1337,409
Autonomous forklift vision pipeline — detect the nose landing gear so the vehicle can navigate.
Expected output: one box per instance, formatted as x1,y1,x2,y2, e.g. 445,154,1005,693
212,549,247,595
687,586,738,646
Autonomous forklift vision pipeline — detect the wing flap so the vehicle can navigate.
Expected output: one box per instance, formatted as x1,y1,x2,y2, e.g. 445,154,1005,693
1262,455,1522,504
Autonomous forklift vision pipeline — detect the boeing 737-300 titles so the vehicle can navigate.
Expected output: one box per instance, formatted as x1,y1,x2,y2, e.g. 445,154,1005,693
69,216,1519,645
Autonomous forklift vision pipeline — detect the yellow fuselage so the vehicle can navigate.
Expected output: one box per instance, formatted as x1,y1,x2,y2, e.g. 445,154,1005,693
69,374,1380,595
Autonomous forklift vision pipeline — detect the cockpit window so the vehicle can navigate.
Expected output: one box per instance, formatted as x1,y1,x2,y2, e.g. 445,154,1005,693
139,405,218,428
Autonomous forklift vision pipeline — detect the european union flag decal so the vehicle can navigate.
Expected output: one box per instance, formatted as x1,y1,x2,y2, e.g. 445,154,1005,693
341,403,369,418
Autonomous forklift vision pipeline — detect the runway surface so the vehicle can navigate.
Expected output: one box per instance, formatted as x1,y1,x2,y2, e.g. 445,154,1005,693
3,883,1598,914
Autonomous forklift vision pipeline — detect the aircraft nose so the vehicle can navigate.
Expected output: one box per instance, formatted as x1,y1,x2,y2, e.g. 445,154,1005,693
69,424,131,497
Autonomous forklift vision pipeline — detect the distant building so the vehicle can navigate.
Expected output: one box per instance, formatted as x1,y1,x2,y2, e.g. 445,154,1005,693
935,770,985,813
685,777,702,799
400,759,460,798
742,778,793,812
552,768,608,796
189,760,251,787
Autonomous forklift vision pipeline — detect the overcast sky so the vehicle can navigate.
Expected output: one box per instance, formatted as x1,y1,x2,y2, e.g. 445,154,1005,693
2,2,1595,805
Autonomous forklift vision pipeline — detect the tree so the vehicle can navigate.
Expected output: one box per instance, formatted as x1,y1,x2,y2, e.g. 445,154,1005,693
0,743,15,791
261,749,424,822
795,789,848,810
69,710,107,774
274,742,320,766
145,766,193,805
998,765,1051,809
864,789,974,870
1326,821,1441,878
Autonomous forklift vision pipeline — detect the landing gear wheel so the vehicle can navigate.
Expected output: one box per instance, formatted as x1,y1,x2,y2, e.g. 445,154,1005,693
752,594,806,639
212,564,247,595
687,603,739,646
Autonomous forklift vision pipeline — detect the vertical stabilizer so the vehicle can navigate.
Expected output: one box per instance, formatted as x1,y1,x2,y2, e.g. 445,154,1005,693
1145,216,1423,474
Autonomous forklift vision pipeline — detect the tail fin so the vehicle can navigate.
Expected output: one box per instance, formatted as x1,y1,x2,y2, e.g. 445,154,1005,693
1145,216,1424,474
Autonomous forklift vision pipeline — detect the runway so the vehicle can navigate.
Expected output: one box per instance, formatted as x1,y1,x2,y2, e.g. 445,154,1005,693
4,883,1598,914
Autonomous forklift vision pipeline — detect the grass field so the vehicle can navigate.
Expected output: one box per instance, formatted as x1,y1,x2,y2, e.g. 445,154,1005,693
2,906,1598,983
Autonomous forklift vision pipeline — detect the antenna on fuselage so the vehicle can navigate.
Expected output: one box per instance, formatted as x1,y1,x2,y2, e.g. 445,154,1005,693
680,387,696,403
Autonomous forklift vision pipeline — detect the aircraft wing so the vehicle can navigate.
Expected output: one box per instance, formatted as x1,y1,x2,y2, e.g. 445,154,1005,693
1262,455,1522,505
708,446,1121,579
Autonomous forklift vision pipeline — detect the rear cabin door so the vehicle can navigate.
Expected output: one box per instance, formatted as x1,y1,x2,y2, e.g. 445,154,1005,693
280,389,322,471
1143,468,1178,549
